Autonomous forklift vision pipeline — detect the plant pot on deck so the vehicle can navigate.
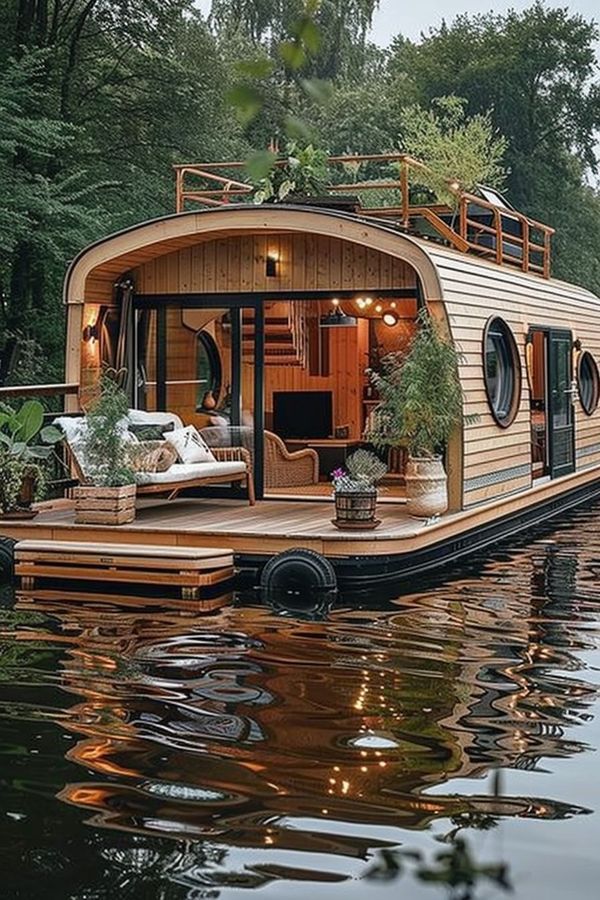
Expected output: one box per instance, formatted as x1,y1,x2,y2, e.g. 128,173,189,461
332,488,380,530
0,473,40,520
74,483,136,526
405,456,448,518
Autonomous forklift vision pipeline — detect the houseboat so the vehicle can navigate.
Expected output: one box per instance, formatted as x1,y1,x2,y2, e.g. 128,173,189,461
2,153,600,589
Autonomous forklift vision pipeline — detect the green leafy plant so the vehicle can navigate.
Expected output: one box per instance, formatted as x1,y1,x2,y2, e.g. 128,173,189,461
252,142,329,203
79,372,135,488
366,309,476,458
0,399,63,462
331,448,387,493
0,450,45,514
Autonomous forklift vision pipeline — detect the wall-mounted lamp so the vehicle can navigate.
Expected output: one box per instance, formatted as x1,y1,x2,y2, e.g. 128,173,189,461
382,311,399,327
82,322,99,343
266,252,279,277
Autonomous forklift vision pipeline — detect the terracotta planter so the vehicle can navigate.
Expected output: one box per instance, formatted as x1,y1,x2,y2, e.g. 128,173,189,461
74,483,136,525
405,456,448,518
332,488,380,530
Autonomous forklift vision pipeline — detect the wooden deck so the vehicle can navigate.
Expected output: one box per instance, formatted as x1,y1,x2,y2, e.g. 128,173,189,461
3,462,600,567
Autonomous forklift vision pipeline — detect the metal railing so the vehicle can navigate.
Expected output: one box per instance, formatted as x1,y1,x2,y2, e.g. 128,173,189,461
174,153,554,278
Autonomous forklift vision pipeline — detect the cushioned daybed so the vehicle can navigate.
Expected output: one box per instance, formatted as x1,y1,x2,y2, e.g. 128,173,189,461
55,409,255,505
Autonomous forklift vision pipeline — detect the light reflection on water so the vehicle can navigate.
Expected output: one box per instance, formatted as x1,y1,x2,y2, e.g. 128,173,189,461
0,502,600,898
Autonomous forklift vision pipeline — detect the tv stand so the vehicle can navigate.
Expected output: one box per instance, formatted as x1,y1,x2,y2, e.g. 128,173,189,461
284,438,362,477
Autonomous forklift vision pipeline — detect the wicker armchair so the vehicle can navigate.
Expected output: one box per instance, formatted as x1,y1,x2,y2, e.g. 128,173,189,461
264,431,319,488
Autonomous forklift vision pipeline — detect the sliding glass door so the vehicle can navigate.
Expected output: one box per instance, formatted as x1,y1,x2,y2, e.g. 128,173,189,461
134,295,265,500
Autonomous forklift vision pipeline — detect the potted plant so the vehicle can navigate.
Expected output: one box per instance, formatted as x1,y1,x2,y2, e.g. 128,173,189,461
0,399,62,519
331,449,387,530
252,142,358,211
74,374,136,525
366,310,475,518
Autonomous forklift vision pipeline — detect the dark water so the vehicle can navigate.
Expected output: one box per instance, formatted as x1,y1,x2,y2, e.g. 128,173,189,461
1,503,600,899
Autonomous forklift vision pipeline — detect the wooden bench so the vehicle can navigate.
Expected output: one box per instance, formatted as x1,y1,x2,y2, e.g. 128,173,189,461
14,540,235,604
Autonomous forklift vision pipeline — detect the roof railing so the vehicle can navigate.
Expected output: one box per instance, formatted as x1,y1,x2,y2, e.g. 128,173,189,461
173,153,554,278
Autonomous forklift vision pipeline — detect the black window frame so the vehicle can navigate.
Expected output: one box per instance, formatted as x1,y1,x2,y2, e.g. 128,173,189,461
195,329,223,411
482,316,521,428
577,350,599,416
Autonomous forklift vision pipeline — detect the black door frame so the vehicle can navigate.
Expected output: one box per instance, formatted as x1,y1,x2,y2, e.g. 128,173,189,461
134,294,266,499
135,288,419,500
528,324,575,480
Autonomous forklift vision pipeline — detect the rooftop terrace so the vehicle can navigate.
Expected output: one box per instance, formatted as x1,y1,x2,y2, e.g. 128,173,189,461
174,153,554,278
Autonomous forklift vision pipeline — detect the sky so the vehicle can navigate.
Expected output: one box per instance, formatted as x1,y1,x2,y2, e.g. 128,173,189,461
196,0,599,45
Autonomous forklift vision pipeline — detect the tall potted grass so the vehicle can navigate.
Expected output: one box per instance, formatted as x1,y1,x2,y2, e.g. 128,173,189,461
367,310,473,518
74,373,136,525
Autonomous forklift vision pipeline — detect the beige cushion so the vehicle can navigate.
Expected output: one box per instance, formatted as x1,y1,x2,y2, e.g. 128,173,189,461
135,460,245,486
164,425,216,464
127,408,183,430
127,440,178,473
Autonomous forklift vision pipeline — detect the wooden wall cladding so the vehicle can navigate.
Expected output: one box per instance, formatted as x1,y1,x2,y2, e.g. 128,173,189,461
131,233,416,295
429,247,600,508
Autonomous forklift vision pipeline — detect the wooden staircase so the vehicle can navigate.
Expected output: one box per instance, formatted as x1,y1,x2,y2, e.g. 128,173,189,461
243,301,309,367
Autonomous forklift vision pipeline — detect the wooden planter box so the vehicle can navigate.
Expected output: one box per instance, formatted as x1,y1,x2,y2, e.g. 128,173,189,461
73,483,136,526
332,489,380,530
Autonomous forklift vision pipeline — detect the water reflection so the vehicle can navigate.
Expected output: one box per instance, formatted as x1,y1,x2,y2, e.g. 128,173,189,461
1,502,600,897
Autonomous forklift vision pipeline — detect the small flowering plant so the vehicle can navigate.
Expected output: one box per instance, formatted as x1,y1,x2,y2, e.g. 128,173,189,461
330,449,387,494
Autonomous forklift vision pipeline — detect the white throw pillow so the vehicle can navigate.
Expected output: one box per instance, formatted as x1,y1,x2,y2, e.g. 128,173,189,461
164,425,216,464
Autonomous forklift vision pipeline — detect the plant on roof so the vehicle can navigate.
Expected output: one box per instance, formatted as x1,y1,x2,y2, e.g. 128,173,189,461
252,141,329,204
79,371,135,488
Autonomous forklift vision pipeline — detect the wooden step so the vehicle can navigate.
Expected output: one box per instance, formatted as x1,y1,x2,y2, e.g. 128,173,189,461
14,540,235,602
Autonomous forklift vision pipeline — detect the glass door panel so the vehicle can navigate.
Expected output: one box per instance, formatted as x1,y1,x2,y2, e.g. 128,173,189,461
548,329,575,478
135,298,264,500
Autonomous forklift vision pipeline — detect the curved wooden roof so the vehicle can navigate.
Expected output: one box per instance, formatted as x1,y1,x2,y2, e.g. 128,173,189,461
64,205,447,304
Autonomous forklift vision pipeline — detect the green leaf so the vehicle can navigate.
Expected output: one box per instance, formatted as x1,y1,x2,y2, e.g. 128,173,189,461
297,17,321,54
236,58,275,79
278,179,294,200
301,78,333,104
40,425,63,444
15,400,43,444
226,84,263,124
279,41,306,70
245,150,277,183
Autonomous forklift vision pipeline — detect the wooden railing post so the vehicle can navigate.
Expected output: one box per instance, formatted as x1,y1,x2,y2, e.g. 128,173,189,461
175,168,183,213
544,230,551,279
401,159,409,229
459,196,467,242
522,219,530,273
494,208,503,265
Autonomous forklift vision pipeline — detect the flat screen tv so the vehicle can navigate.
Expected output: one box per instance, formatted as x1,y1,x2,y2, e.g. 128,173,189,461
273,391,333,439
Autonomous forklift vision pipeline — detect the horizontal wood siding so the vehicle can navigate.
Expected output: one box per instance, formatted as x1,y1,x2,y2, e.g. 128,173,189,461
429,247,600,508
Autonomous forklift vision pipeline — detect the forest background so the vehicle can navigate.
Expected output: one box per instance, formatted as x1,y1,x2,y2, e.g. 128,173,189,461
1,0,599,383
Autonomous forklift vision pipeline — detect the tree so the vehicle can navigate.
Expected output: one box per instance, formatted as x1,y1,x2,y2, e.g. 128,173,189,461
387,2,600,289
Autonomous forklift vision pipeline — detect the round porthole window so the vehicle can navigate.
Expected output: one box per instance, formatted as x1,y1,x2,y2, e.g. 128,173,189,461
578,350,599,416
483,317,521,427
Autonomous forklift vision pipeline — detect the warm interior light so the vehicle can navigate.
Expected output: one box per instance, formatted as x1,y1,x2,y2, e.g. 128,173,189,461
390,301,397,309
356,298,366,309
382,311,399,327
365,297,373,306
375,303,383,314
332,297,340,306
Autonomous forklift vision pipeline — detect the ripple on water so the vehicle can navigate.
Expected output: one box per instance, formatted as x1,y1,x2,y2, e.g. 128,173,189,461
1,500,600,898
